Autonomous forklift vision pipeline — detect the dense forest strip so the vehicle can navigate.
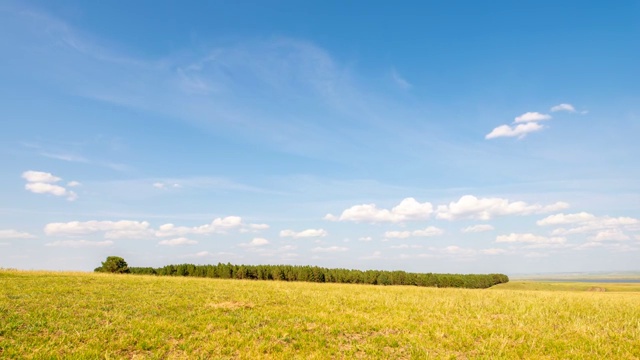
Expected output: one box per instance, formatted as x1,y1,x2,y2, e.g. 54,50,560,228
122,263,509,289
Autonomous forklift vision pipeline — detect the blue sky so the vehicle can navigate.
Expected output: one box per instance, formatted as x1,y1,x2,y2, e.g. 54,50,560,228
1,0,639,274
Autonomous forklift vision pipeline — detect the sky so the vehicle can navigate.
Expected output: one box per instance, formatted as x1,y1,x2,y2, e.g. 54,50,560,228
1,0,639,275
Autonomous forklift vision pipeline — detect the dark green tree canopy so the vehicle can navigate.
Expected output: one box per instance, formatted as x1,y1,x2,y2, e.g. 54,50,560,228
96,256,130,274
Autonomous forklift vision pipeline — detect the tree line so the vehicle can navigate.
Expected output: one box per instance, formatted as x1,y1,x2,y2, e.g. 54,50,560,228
121,262,508,289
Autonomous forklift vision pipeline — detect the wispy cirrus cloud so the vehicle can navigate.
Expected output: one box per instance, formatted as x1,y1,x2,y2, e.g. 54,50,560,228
390,68,412,89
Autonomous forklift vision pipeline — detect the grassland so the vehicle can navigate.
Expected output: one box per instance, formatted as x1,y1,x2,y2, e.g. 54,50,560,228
1,270,640,359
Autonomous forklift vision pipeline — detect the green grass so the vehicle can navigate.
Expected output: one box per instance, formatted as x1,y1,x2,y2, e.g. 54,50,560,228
1,271,640,359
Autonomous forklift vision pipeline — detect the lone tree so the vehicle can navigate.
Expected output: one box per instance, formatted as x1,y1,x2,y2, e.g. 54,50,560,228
95,256,130,273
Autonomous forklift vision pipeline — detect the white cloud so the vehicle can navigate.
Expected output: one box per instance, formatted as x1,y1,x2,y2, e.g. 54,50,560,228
544,214,639,239
22,170,77,201
67,181,81,187
250,223,270,230
392,198,434,219
514,112,552,123
44,220,152,239
311,246,348,253
358,236,373,242
326,197,433,223
158,237,198,246
155,216,244,237
0,229,36,239
390,244,422,249
437,195,568,221
441,245,476,256
590,230,629,242
44,240,114,248
384,231,411,239
279,228,327,238
496,233,566,244
384,226,444,239
24,182,77,201
550,103,576,113
481,248,507,255
152,182,182,189
485,122,545,139
0,242,9,246
537,212,596,226
239,237,270,247
22,171,61,183
461,224,494,233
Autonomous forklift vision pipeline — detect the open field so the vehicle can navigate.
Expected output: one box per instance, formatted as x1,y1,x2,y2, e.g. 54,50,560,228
1,270,640,359
492,281,640,292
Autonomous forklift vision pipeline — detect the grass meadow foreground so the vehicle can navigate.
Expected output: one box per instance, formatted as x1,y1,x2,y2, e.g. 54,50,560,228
1,270,639,359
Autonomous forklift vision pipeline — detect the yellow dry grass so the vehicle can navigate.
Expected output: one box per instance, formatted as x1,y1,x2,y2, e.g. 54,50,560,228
1,270,639,359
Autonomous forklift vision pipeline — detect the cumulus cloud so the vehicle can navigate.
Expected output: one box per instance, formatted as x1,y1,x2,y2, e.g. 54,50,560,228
496,233,566,244
44,220,152,239
0,229,36,239
541,213,639,240
239,237,270,247
513,112,552,123
312,246,348,253
249,223,270,230
537,212,597,226
325,197,433,223
22,170,78,201
485,122,545,139
152,182,165,189
67,181,81,187
22,171,61,183
155,216,244,237
279,228,327,238
44,240,114,248
441,245,477,256
461,224,494,233
158,237,198,246
389,244,422,249
437,195,568,221
550,103,576,113
384,226,444,239
358,236,373,242
589,230,630,242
